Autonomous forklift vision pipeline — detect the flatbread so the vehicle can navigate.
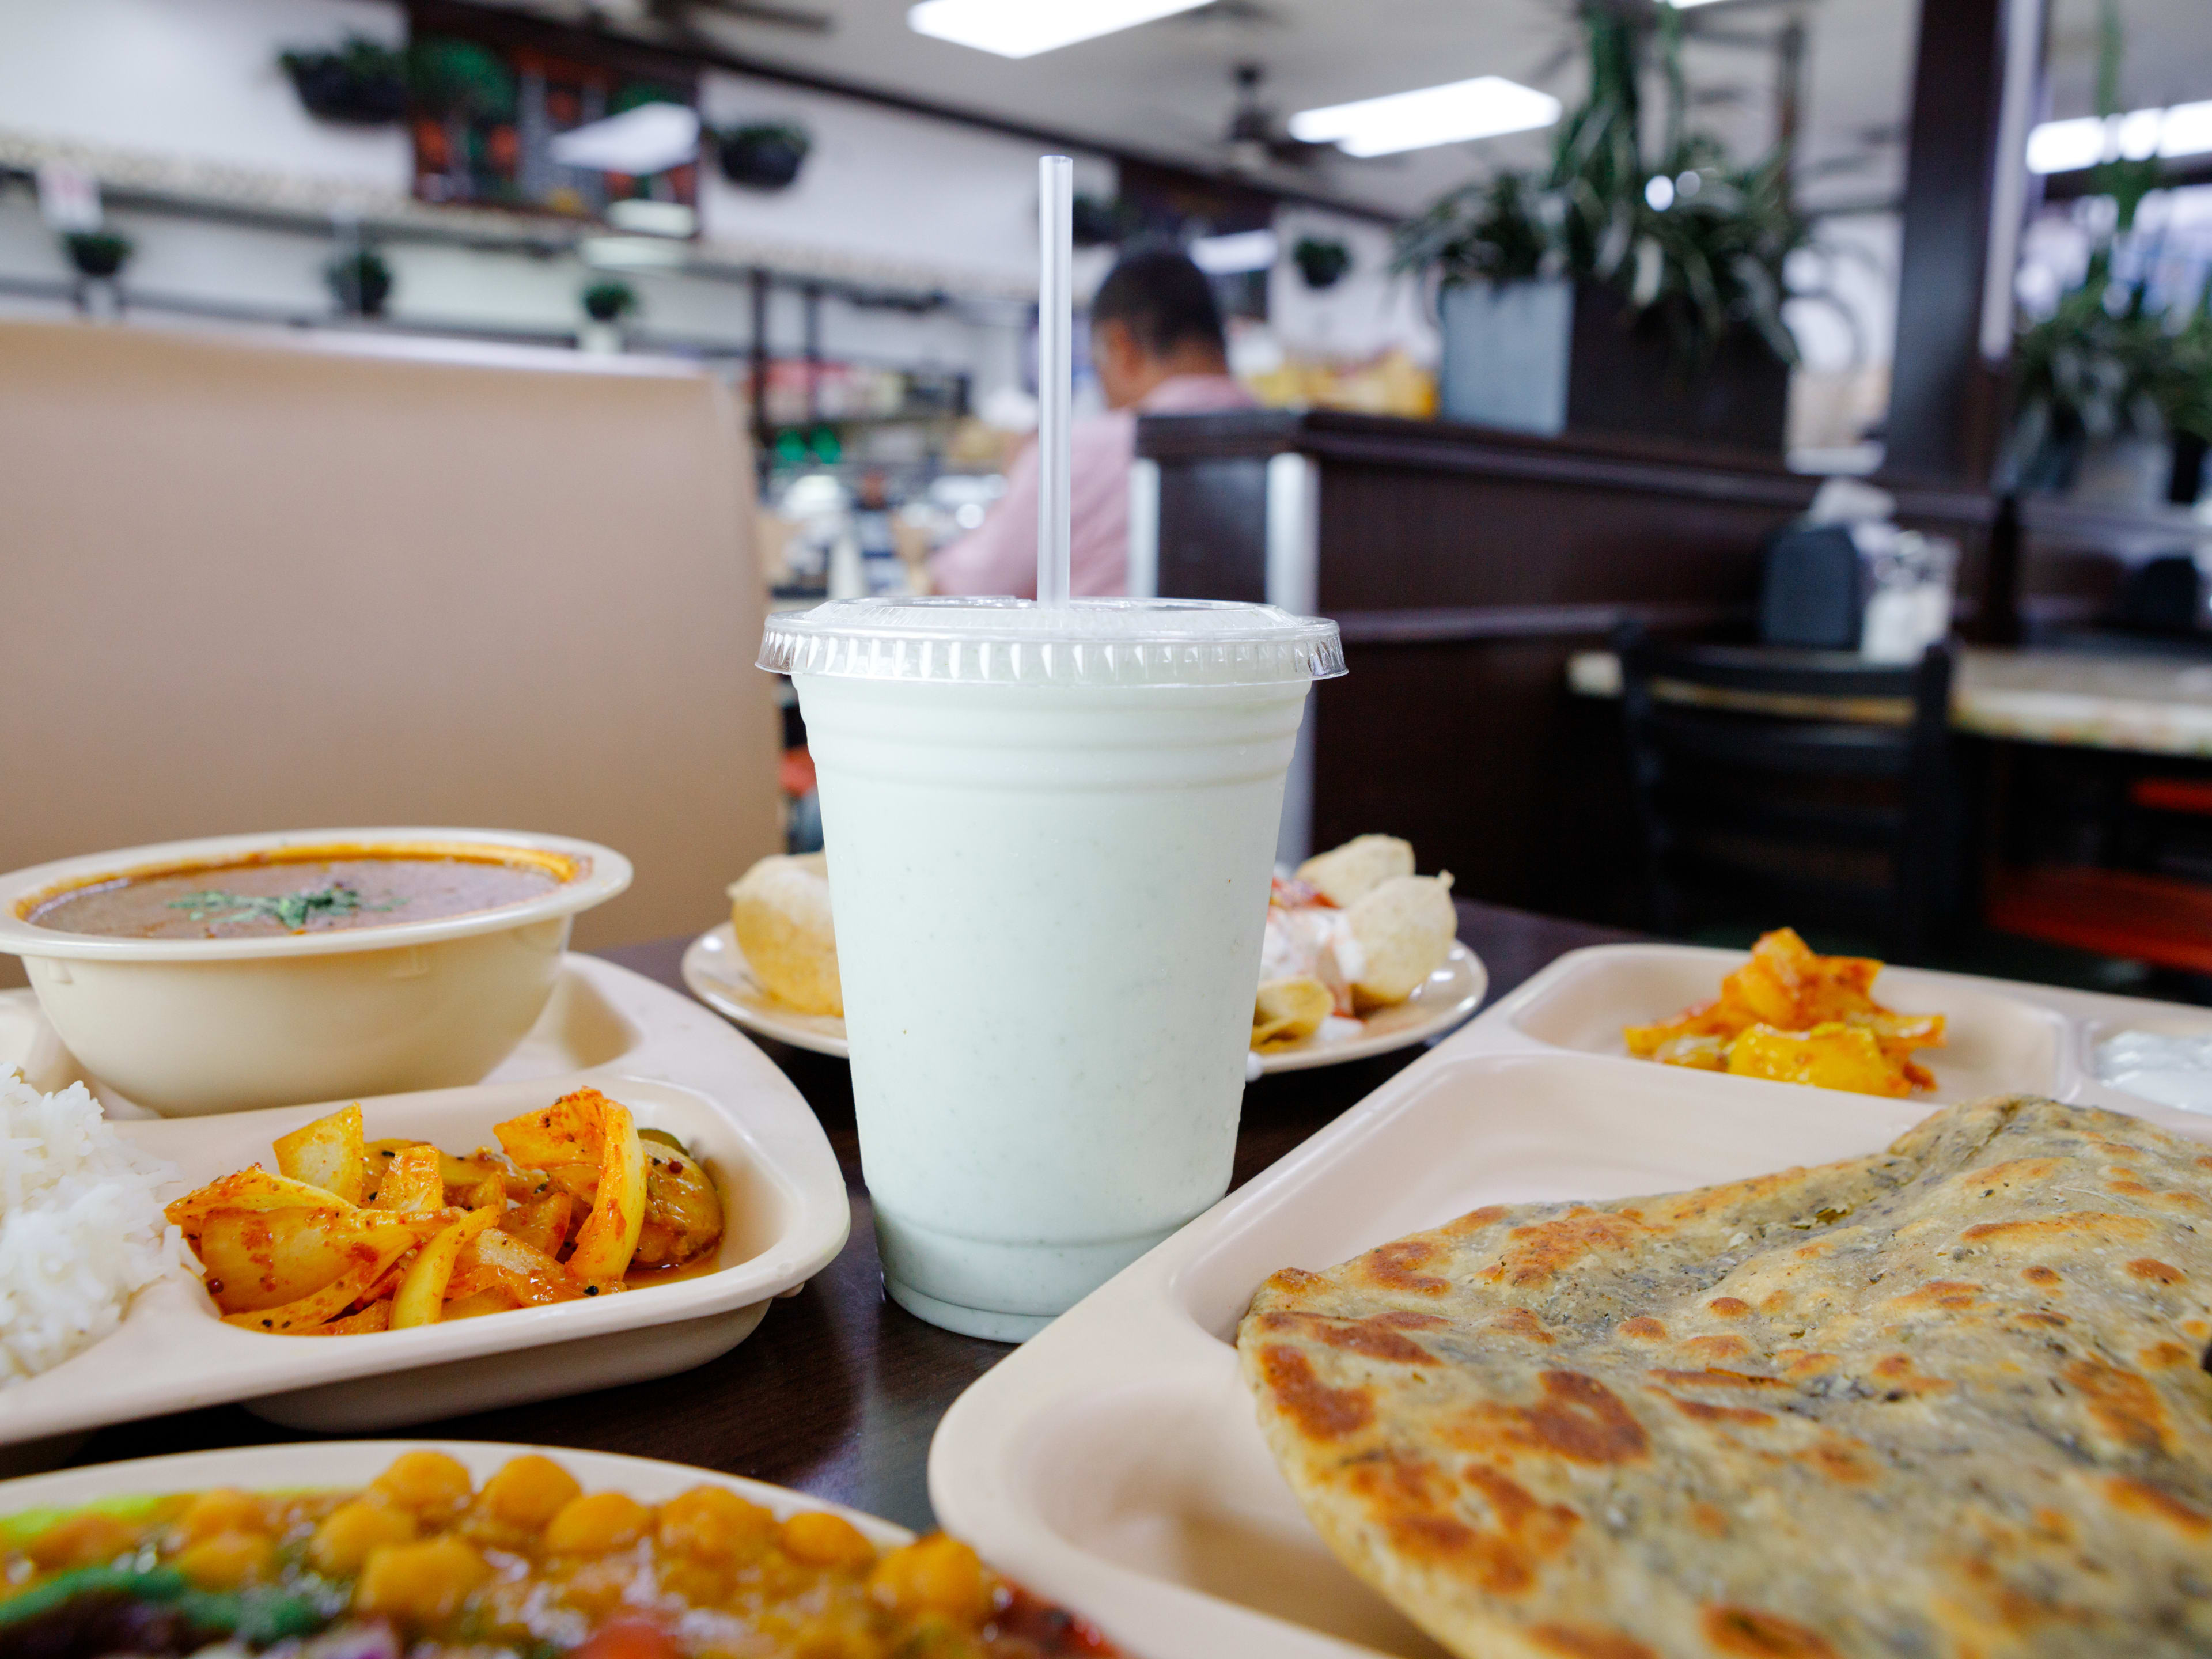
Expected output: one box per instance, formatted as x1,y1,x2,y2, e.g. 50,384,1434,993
1238,1097,2212,1659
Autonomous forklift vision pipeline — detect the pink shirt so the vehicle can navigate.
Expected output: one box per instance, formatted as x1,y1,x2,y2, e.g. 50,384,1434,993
929,374,1257,599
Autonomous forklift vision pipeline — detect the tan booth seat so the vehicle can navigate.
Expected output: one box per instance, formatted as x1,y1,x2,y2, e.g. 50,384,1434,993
0,320,781,984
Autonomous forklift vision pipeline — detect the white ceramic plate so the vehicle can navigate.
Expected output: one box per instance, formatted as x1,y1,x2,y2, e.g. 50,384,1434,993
925,960,2212,1659
681,922,1487,1075
0,1440,908,1548
0,955,849,1450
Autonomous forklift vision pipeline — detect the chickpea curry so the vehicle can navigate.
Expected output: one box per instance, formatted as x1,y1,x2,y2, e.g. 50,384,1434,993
166,1089,724,1334
0,1450,1115,1659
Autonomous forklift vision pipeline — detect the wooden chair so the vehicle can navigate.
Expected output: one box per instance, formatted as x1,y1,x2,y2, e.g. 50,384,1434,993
1615,626,1957,960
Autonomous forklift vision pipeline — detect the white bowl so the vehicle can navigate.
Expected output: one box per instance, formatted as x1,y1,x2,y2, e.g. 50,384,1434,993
0,827,631,1116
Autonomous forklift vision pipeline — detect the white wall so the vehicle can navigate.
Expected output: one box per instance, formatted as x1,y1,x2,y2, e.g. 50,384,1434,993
1267,204,1437,365
699,69,1112,293
0,0,408,187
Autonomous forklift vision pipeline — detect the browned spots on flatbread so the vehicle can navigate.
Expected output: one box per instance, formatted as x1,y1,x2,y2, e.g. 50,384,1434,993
1491,1306,1555,1344
2141,1341,2194,1369
1256,1345,1373,1441
1960,1211,2153,1244
1870,1354,1952,1396
1484,1210,1647,1287
1528,1625,1659,1659
2013,1310,2069,1328
2108,1173,2155,1198
1346,1452,1578,1594
2187,1317,2212,1339
1702,1606,1840,1657
1256,1312,1439,1363
1681,1335,1753,1362
1707,1297,1753,1317
1971,1157,2064,1184
1361,1237,1450,1294
2106,1476,2212,1537
1619,1316,1667,1340
2063,1358,2169,1455
1690,1501,1731,1538
1807,1438,1876,1484
1445,1203,1510,1235
1262,1267,1325,1296
1650,1367,1786,1389
2127,1257,2186,1283
1890,1279,1980,1310
1657,1391,1770,1426
2022,1265,2062,1286
1759,1290,1791,1313
1779,1350,1842,1378
1450,1370,1649,1466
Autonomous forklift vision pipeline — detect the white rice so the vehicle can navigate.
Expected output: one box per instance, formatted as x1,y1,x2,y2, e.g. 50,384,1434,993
0,1074,186,1384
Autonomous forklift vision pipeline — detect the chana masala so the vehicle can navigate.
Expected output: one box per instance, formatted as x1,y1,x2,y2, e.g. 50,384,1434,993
0,1451,1114,1659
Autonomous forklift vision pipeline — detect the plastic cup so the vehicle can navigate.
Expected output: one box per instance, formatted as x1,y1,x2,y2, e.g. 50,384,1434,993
759,597,1344,1339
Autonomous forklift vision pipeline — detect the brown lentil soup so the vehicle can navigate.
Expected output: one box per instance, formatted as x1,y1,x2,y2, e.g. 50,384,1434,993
28,854,564,940
0,1451,1113,1659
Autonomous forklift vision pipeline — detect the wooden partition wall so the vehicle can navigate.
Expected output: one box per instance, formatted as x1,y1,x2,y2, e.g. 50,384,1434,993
1133,410,1991,923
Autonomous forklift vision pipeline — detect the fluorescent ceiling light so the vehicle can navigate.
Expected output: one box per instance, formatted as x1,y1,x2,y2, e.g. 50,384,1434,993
605,198,697,237
580,235,689,270
550,103,700,176
907,0,1208,59
1188,228,1278,274
2028,100,2212,173
1289,76,1561,159
2026,115,2105,174
2162,100,2212,160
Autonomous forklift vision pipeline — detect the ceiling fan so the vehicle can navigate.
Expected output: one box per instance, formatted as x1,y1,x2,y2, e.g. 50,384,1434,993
1219,62,1332,173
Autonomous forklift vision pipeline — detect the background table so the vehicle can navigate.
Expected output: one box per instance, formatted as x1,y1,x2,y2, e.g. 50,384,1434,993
70,900,1635,1531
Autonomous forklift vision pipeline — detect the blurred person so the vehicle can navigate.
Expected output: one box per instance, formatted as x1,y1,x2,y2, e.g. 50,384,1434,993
929,248,1254,598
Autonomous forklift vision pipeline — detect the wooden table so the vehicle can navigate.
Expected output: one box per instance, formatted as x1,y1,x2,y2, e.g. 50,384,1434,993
70,900,1637,1532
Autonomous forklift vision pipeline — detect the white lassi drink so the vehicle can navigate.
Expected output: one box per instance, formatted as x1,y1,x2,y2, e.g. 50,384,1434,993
760,597,1344,1339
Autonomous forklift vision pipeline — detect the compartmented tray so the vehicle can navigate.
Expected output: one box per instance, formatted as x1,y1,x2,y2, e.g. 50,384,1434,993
929,945,2212,1659
0,955,850,1453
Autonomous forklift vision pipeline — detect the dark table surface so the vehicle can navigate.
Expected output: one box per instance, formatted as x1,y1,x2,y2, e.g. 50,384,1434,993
74,899,1638,1532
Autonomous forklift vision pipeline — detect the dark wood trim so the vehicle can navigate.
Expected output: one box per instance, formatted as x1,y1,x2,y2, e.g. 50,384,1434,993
1332,601,1749,645
1885,0,2037,484
411,0,1398,225
1135,410,1994,526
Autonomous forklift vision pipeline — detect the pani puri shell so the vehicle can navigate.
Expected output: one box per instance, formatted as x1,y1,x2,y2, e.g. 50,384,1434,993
728,853,842,1016
1253,976,1334,1048
1346,872,1456,1007
1296,834,1415,908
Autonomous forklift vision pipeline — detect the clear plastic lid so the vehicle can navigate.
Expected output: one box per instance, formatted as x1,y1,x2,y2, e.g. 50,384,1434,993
759,597,1345,688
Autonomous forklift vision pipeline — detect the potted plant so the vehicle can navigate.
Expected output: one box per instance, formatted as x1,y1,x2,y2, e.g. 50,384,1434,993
62,230,132,280
578,279,637,353
1292,236,1352,291
2008,1,2211,506
717,124,810,191
1395,4,1804,450
279,36,407,126
325,248,393,318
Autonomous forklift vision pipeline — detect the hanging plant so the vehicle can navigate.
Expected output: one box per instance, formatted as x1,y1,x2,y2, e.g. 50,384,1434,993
279,36,407,126
62,230,133,280
326,248,393,318
1292,236,1353,290
582,280,639,324
717,124,810,191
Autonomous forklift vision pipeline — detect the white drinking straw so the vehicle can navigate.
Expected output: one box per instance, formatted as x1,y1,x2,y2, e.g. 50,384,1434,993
1036,154,1074,607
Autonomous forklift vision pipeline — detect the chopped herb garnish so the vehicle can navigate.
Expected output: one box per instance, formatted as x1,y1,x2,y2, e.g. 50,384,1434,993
166,884,399,931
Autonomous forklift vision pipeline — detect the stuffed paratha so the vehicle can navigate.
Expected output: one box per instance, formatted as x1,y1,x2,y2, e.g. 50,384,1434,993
1238,1096,2212,1659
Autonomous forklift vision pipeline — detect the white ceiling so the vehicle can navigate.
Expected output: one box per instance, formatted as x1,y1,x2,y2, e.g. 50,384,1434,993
531,0,2211,221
